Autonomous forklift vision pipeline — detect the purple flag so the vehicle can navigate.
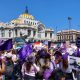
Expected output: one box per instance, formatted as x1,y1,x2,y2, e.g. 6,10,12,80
0,39,4,45
77,48,80,57
43,69,52,80
0,39,13,51
18,44,33,60
62,53,68,60
61,48,66,53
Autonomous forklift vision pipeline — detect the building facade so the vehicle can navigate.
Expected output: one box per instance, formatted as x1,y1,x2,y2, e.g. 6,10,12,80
0,8,55,42
57,29,80,43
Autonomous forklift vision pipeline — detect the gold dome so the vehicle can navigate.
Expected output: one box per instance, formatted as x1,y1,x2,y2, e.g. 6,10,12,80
19,13,34,20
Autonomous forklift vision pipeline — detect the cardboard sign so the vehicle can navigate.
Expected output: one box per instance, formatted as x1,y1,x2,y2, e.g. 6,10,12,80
69,56,80,71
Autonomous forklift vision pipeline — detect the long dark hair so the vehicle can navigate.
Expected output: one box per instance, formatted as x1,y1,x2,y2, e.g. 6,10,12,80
62,59,68,70
25,62,32,72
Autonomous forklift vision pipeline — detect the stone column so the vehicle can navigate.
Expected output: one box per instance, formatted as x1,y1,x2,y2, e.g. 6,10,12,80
31,30,33,38
73,34,76,42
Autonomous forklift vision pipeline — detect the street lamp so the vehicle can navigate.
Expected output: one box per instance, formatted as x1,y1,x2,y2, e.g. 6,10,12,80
68,17,72,42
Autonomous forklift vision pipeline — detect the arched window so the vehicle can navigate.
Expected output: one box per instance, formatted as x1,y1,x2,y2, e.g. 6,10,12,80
45,33,47,37
38,24,45,32
58,36,59,41
33,31,36,37
50,33,52,38
31,22,32,25
33,22,34,25
28,30,31,37
9,30,12,37
1,29,5,37
15,29,17,36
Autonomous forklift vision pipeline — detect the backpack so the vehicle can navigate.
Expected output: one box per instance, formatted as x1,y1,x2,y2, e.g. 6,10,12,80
5,61,14,77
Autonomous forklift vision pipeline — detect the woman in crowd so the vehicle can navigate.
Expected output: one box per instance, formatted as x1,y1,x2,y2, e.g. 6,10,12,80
53,51,73,80
49,48,55,62
21,56,40,80
0,56,5,80
5,50,14,80
42,54,54,80
53,51,63,69
61,54,73,80
48,51,66,80
12,52,22,80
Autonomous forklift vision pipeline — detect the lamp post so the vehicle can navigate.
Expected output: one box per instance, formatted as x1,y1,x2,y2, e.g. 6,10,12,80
68,17,72,42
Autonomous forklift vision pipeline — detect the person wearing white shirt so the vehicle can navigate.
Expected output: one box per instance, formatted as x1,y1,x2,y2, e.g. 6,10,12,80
21,56,40,80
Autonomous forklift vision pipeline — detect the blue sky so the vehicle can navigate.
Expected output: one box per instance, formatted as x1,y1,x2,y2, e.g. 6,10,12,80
0,0,80,32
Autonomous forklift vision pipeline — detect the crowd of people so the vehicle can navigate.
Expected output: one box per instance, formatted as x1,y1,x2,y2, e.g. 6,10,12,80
0,42,80,80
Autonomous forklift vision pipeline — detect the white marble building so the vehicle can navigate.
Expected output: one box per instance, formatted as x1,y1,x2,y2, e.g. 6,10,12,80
0,8,55,42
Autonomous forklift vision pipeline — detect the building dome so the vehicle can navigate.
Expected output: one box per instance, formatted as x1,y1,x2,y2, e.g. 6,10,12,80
19,13,34,20
19,6,35,19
